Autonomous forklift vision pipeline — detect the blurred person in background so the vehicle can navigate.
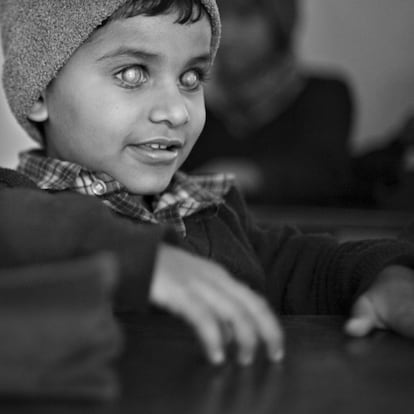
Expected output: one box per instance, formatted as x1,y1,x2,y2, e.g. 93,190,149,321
183,0,356,206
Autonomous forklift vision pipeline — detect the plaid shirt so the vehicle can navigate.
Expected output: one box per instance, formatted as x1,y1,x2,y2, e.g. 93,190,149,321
18,150,234,236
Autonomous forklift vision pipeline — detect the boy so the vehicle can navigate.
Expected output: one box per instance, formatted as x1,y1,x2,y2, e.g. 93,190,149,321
1,0,414,367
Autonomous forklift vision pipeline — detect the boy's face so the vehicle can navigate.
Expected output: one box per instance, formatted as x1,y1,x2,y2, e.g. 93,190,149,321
42,12,212,194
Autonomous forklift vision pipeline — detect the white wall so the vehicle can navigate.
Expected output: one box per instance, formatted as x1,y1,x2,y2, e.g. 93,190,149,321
0,47,37,168
297,0,414,153
1,0,414,167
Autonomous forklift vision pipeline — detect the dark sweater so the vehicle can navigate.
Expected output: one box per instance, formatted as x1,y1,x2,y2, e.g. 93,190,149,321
1,167,414,314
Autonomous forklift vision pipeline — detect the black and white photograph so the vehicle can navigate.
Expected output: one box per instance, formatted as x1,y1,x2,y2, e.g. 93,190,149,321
1,1,414,412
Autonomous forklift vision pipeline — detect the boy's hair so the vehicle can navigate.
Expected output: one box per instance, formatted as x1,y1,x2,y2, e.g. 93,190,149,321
0,0,221,144
108,0,206,24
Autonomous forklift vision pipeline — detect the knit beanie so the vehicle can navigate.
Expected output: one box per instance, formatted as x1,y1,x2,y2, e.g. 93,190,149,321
0,0,221,143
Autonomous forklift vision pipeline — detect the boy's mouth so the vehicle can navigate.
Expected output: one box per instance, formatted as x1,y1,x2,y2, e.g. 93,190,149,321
135,137,183,151
127,137,184,164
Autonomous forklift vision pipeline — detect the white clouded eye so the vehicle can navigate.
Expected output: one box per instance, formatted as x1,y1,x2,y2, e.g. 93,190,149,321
116,66,148,88
180,69,202,91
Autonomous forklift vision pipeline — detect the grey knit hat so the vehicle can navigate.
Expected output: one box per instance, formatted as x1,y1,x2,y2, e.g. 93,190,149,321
0,0,221,143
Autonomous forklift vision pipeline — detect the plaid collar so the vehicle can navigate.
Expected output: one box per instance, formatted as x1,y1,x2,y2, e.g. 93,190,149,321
18,149,234,236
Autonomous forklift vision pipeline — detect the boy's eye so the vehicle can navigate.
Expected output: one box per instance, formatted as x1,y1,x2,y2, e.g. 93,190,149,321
180,69,202,90
116,66,147,87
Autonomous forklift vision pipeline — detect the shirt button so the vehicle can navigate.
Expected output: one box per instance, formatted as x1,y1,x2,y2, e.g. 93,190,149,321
91,180,107,196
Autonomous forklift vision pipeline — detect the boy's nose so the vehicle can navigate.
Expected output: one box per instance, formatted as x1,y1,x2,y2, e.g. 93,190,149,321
149,87,190,129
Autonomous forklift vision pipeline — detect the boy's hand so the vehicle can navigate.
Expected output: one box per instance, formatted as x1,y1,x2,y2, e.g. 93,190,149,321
149,244,284,365
345,265,414,338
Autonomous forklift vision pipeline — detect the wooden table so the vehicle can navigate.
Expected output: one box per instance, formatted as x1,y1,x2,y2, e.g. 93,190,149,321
251,206,414,241
2,314,414,413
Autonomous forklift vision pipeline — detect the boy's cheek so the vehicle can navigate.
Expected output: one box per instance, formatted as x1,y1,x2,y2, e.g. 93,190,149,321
192,97,207,136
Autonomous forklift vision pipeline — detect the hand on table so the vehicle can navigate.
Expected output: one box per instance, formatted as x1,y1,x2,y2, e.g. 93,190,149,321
345,265,414,338
149,244,284,365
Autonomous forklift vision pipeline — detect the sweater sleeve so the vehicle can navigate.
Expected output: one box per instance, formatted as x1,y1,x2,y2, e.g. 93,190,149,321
0,188,172,313
224,187,414,314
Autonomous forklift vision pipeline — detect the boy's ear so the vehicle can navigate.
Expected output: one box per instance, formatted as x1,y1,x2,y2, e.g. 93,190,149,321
28,94,48,122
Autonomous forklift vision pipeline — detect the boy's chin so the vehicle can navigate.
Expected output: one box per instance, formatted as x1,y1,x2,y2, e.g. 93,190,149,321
123,177,173,196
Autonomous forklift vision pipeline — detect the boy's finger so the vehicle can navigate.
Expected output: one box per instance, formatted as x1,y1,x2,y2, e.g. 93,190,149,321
345,295,383,337
175,293,226,365
194,284,259,365
250,297,285,362
345,315,376,337
211,275,284,361
244,296,284,362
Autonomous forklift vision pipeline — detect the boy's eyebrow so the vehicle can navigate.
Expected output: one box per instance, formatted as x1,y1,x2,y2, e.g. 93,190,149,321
186,54,212,67
97,47,160,62
96,46,212,66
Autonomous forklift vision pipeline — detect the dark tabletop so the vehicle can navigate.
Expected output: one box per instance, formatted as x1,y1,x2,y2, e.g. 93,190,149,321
2,314,414,414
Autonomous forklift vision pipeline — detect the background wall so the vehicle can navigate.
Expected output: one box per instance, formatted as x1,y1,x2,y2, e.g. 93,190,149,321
297,0,414,153
1,0,414,167
0,45,38,168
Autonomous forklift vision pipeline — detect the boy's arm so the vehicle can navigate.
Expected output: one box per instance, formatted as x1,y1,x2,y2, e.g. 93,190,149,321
262,233,414,315
229,189,414,338
0,188,165,312
224,187,414,315
0,188,284,364
227,188,414,338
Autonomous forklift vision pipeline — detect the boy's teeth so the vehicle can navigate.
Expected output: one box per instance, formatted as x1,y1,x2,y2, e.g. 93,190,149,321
149,143,168,150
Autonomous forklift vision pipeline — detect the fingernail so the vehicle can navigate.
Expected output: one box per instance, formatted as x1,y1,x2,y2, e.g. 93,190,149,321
345,318,371,336
211,350,225,365
239,353,254,366
270,349,284,363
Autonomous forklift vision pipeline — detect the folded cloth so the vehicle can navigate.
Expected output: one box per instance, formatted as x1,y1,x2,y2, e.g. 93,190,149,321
0,252,123,400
